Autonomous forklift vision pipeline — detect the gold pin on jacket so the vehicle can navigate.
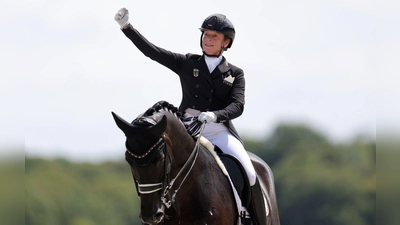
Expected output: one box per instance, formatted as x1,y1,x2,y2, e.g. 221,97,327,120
193,69,199,77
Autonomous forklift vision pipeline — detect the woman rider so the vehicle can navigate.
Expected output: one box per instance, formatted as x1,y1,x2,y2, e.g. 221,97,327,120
115,8,267,225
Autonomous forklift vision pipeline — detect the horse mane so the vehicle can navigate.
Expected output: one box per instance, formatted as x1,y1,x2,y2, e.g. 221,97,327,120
141,101,184,123
144,103,222,171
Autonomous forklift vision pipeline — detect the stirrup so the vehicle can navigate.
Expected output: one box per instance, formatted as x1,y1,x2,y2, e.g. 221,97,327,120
240,211,252,225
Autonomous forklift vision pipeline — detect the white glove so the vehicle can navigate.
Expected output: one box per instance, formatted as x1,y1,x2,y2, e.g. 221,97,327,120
198,112,217,124
114,8,129,28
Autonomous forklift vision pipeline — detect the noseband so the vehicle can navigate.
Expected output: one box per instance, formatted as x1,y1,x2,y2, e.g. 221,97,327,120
126,122,205,208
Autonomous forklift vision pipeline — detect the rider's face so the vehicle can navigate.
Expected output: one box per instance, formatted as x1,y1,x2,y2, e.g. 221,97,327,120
201,30,230,55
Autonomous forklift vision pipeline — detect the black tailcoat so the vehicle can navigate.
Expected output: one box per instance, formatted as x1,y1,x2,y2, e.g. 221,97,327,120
122,25,245,143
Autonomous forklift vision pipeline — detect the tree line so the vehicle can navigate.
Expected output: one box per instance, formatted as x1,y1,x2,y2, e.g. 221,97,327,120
25,123,376,225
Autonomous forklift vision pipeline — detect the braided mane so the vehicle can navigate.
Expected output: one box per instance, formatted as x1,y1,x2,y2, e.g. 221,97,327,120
142,101,184,122
137,100,203,139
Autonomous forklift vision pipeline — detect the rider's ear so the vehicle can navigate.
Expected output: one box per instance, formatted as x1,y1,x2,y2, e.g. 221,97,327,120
223,38,231,48
150,115,167,137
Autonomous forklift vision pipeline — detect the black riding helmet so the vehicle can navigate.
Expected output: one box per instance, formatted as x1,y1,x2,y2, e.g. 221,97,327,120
199,14,235,55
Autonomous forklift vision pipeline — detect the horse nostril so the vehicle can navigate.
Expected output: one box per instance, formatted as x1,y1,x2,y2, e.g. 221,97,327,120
154,210,165,222
140,209,164,224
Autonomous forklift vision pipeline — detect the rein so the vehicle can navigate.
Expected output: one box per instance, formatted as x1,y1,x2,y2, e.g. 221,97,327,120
127,121,206,209
162,121,205,208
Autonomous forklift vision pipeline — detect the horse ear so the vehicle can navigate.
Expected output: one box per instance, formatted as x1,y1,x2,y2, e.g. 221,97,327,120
111,112,133,135
150,115,167,137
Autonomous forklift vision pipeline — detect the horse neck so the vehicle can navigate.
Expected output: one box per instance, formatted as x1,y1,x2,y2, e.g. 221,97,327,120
162,112,195,166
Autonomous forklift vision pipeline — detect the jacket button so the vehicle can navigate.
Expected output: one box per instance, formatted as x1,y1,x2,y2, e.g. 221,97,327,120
195,84,199,88
209,99,212,102
195,95,198,98
192,105,196,109
210,89,214,93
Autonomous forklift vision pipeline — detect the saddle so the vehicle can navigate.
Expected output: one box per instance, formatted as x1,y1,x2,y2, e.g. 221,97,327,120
201,144,252,209
184,119,252,208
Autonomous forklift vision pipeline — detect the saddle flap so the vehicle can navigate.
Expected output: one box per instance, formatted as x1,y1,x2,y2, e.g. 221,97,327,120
218,153,251,208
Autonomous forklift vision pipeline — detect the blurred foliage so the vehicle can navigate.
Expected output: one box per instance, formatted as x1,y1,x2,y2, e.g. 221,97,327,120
25,123,376,225
376,136,400,225
248,124,376,225
0,156,25,225
25,159,140,225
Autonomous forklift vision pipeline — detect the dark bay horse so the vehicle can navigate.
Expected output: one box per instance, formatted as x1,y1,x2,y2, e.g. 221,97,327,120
112,101,280,225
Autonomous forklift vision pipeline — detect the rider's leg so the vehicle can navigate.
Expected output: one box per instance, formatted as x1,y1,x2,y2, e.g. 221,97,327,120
202,123,256,185
202,123,266,225
249,177,268,225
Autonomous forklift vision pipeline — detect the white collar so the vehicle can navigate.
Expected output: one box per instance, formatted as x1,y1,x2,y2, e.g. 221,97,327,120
204,55,223,73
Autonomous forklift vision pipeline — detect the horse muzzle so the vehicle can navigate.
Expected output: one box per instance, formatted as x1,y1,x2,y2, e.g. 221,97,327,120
140,208,165,225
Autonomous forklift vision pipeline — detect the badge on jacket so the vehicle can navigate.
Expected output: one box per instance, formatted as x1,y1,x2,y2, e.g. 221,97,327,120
193,69,199,77
223,75,235,86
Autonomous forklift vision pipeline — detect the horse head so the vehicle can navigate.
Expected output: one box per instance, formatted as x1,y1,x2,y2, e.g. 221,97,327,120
112,109,168,224
112,101,195,224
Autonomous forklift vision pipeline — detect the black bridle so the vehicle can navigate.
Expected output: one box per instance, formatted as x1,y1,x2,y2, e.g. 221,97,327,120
126,136,166,194
127,121,206,208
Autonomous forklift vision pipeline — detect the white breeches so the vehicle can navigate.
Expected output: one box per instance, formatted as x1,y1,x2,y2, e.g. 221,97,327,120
184,108,256,186
201,122,257,186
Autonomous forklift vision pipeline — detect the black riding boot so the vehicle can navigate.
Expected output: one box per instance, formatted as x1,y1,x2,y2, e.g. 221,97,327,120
248,177,267,225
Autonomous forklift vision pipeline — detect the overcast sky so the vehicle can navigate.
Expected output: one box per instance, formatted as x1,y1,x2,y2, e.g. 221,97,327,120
1,0,396,161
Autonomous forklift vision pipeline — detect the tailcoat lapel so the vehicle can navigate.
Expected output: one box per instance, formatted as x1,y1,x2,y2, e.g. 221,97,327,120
211,57,230,78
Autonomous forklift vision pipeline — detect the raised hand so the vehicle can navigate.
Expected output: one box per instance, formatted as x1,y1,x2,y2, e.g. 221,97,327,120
114,8,129,28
